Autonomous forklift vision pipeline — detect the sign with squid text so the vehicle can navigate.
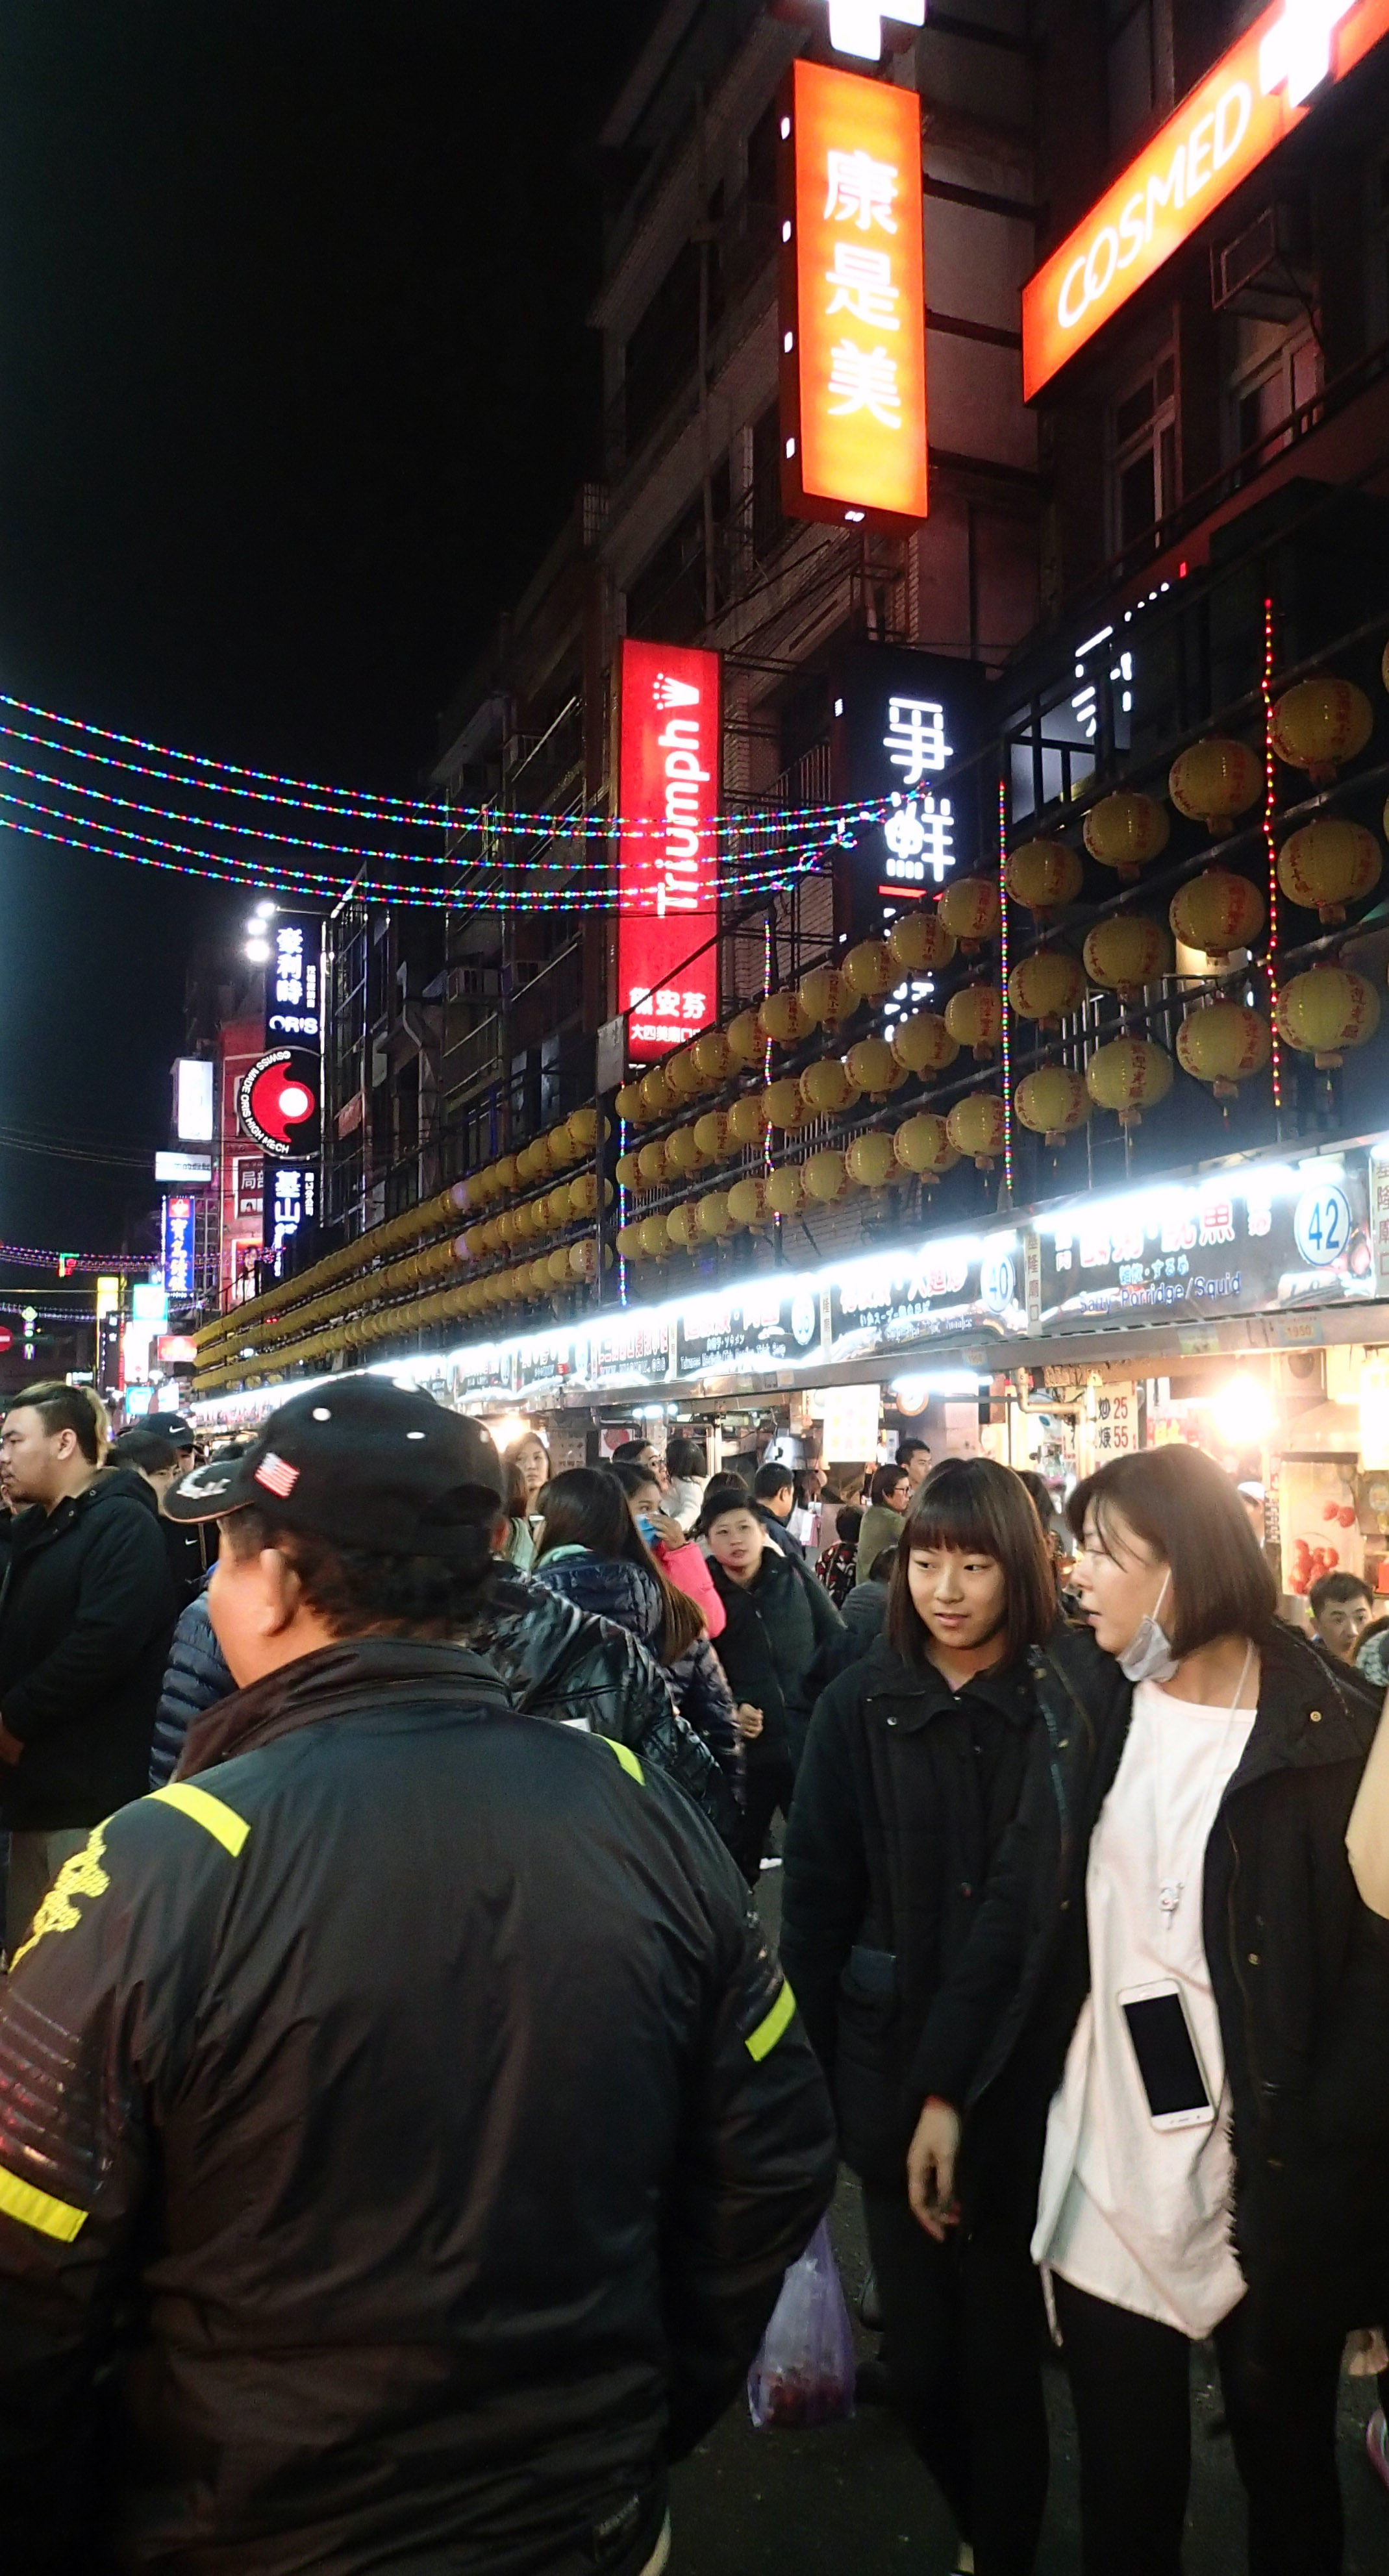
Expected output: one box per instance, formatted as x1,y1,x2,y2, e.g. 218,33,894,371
616,639,720,1063
1022,0,1389,399
778,58,928,531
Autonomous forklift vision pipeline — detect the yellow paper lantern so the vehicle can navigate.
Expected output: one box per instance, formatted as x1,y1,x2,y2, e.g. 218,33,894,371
636,1137,668,1187
939,877,1001,950
1177,1001,1272,1098
1271,676,1373,784
727,1174,774,1230
727,1093,767,1146
528,1257,551,1296
614,1152,642,1190
570,1239,612,1281
1007,949,1087,1026
842,938,896,1000
693,1109,731,1162
844,1035,903,1100
494,1154,519,1194
1168,737,1262,835
664,1125,703,1177
799,1055,860,1116
547,1123,579,1168
517,1139,548,1186
692,1027,734,1085
1082,914,1173,995
1277,820,1382,925
766,1165,807,1219
568,1106,608,1151
1169,866,1266,958
888,911,957,973
947,1092,1007,1169
614,1083,647,1126
1005,839,1084,920
891,1009,958,1076
697,1189,734,1239
1085,1037,1173,1126
637,1214,671,1259
666,1046,705,1099
666,1203,701,1250
893,1111,957,1178
762,1078,807,1130
944,984,1005,1059
495,1209,519,1248
726,1009,766,1066
1275,964,1381,1069
846,1130,897,1189
758,989,813,1046
1082,790,1170,882
463,1224,490,1261
545,1182,574,1225
1014,1066,1089,1145
616,1222,643,1259
798,964,857,1027
804,1148,854,1204
638,1069,674,1121
568,1172,612,1219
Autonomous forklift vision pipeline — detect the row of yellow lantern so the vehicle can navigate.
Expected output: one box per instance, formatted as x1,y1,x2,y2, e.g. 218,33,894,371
1008,817,1385,934
453,1104,610,1213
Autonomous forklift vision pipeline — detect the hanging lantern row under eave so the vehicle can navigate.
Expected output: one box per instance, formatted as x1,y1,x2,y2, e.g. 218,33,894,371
1082,913,1173,997
1275,964,1381,1069
1005,838,1084,921
1277,819,1383,925
1176,1000,1272,1098
1168,736,1262,836
1086,1036,1173,1127
1169,865,1265,959
1082,789,1170,882
1007,948,1086,1026
1014,1065,1089,1146
1271,676,1373,784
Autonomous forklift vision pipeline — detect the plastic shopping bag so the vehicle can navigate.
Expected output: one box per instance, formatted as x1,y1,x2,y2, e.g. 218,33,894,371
747,2216,856,2429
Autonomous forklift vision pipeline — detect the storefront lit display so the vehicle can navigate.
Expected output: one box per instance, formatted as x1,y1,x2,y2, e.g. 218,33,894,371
616,639,720,1062
1021,0,1389,398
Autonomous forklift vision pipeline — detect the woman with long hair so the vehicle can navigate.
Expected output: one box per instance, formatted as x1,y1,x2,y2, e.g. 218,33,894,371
505,1431,549,1520
610,1460,725,1642
532,1467,741,1802
914,1445,1389,2576
498,1457,536,1571
781,1457,1065,2576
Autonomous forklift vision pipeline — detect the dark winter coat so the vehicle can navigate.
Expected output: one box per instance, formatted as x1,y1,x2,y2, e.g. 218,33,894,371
706,1544,845,1772
149,1585,234,1788
0,1467,179,1830
779,1631,1041,2185
832,1577,890,1672
529,1549,742,1805
471,1568,740,1847
916,1622,1389,2336
751,1501,807,1561
0,1637,836,2573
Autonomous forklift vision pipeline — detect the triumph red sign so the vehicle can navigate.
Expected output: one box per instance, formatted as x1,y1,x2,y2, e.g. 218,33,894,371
616,639,720,1062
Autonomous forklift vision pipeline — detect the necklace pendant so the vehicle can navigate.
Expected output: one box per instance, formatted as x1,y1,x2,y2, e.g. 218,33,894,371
1158,1879,1183,1915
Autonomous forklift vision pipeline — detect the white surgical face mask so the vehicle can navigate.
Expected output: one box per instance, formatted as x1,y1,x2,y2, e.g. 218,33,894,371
1118,1568,1178,1683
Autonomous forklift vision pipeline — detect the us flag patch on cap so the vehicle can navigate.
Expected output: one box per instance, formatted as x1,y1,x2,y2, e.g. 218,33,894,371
255,1452,300,1499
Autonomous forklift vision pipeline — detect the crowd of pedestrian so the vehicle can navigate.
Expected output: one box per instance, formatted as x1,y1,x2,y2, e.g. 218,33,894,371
0,1378,1383,2576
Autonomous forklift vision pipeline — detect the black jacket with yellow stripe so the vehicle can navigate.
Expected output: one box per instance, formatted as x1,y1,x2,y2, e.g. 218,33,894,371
0,1637,835,2576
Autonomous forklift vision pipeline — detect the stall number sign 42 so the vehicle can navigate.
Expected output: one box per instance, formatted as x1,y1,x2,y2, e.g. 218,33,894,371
1294,1180,1351,1267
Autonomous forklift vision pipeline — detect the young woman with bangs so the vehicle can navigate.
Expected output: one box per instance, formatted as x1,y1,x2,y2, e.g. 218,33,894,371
781,1456,1097,2576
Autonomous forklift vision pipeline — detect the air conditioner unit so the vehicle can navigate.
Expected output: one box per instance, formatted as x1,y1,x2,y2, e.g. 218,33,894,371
1210,203,1308,317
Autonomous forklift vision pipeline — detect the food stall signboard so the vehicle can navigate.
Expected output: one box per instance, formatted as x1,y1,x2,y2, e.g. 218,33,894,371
1034,1159,1374,1335
676,1285,821,1380
827,1235,1028,1359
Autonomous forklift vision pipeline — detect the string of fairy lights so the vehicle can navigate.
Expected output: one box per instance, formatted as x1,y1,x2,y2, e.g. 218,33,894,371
0,690,888,908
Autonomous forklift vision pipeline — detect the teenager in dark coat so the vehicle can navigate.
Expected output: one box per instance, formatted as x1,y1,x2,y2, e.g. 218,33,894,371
702,1492,844,1883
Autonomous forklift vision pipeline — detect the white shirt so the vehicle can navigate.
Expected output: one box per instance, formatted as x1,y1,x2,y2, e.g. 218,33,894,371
1032,1677,1257,2338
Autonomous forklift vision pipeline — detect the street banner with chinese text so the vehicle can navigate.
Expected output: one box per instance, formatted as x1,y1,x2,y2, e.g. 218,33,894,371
616,639,720,1063
676,1283,821,1381
1035,1158,1375,1335
827,1235,1027,1361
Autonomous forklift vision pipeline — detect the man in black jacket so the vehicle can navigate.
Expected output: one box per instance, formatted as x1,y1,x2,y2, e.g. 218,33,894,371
0,1382,177,1953
0,1380,835,2576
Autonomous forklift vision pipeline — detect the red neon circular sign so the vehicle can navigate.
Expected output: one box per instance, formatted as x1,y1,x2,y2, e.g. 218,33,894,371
236,1048,319,1158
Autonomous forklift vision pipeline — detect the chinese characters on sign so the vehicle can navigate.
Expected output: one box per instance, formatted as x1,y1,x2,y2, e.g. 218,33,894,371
1037,1161,1374,1332
162,1196,194,1303
779,58,928,530
831,644,984,927
616,640,720,1063
266,915,322,1043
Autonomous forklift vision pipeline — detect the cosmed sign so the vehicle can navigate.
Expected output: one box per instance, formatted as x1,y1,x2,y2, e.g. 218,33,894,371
778,58,927,531
1021,0,1389,398
616,639,720,1063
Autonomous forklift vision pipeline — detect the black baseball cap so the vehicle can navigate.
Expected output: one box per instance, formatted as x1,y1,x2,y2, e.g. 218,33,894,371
145,1412,195,1446
166,1380,504,1559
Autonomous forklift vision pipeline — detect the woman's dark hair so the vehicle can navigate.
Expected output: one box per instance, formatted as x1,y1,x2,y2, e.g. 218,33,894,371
695,1470,751,1532
110,1427,180,1474
665,1435,707,1480
1066,1449,1277,1655
221,1501,497,1637
1015,1468,1054,1525
888,1455,1058,1668
834,1504,863,1545
870,1462,908,1509
534,1465,703,1661
868,1546,897,1584
502,1457,530,1522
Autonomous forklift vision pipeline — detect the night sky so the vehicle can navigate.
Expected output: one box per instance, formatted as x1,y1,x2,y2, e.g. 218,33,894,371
0,0,653,1259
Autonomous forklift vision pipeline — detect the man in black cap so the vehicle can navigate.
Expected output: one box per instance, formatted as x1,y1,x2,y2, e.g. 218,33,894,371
0,1379,834,2576
142,1411,219,1596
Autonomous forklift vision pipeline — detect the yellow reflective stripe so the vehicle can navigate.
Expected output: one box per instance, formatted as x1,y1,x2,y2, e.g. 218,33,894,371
745,1978,797,2061
149,1781,250,1857
605,1739,644,1786
0,2160,87,2244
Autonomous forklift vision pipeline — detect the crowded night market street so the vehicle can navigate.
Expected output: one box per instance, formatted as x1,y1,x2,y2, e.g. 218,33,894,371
0,4,1386,2572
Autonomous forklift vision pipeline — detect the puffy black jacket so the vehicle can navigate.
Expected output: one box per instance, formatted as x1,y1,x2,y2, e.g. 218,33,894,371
471,1568,740,1847
0,1468,179,1829
149,1587,234,1789
530,1551,742,1803
0,1638,836,2575
779,1634,1039,2184
707,1545,845,1771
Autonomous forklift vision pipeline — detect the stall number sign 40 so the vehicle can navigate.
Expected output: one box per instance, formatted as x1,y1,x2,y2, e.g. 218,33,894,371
1294,1177,1351,1266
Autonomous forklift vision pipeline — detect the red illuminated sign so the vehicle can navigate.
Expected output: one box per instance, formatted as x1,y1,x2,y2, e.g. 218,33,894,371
779,58,928,532
1023,0,1389,399
236,1048,320,1159
616,639,720,1063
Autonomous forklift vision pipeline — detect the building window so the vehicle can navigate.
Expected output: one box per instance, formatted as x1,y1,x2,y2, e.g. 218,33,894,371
1109,351,1177,557
1225,316,1321,468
